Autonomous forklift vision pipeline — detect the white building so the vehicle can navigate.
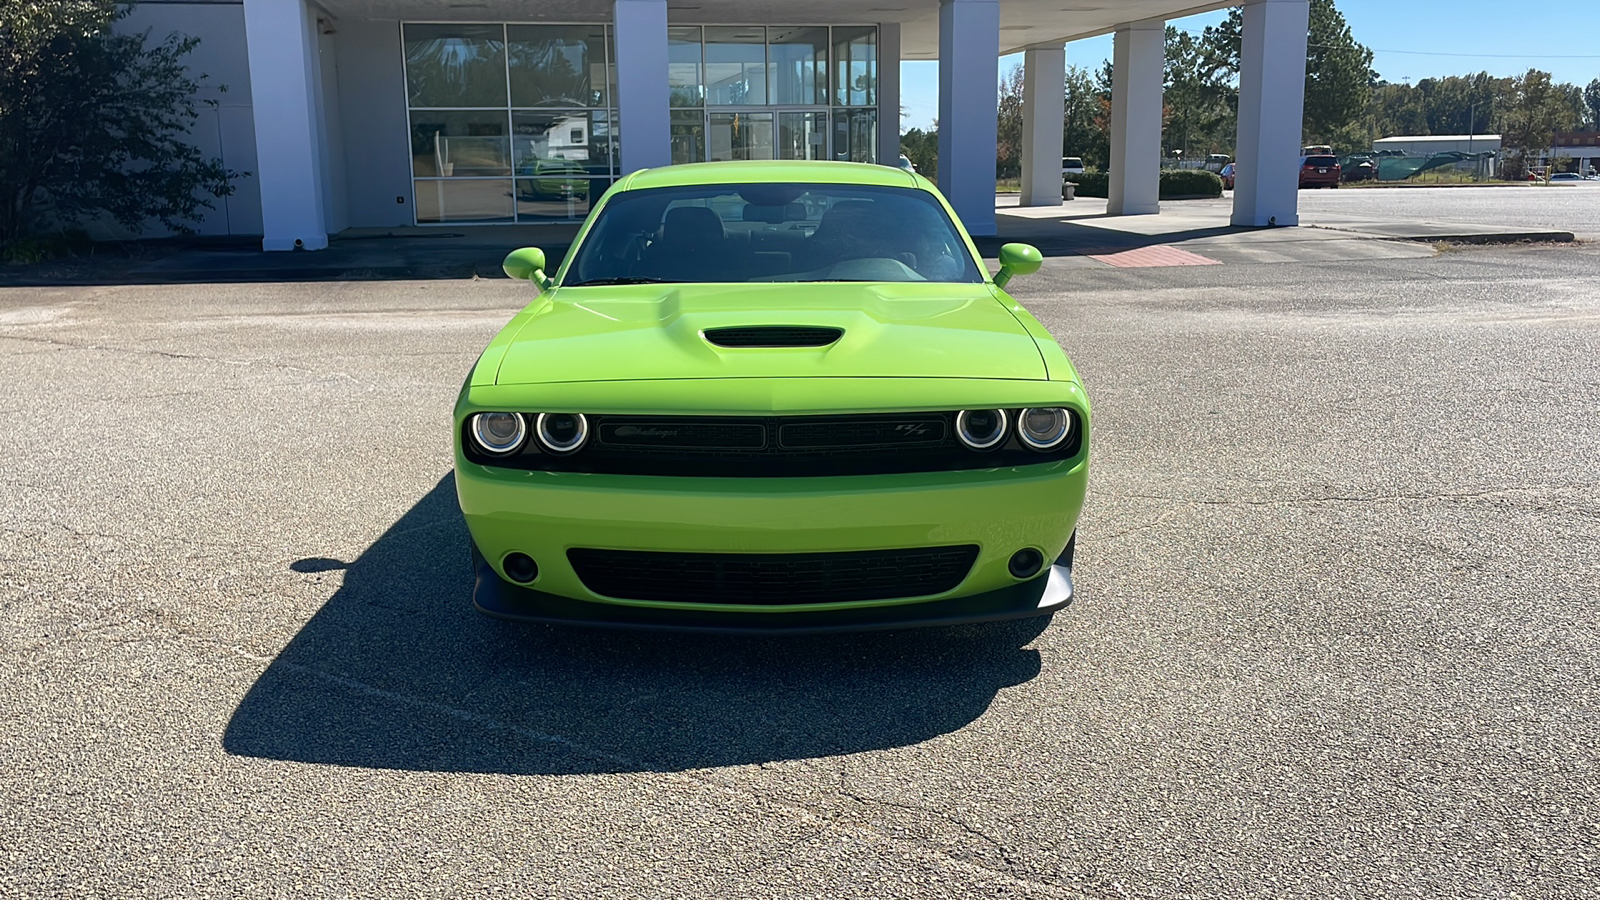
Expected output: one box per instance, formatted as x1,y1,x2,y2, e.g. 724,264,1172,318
125,0,1317,250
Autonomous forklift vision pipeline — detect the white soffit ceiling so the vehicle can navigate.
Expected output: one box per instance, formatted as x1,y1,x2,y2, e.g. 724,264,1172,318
316,0,1239,57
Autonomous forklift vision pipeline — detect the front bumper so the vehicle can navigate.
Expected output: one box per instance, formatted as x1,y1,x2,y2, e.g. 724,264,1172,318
472,545,1075,634
455,454,1088,629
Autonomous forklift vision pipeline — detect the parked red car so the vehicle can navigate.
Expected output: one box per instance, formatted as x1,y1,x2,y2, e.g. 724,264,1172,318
1299,155,1340,188
1220,162,1236,190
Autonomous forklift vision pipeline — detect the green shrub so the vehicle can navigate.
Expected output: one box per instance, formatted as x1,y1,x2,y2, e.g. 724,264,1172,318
1064,169,1223,200
1159,169,1224,198
1068,171,1109,198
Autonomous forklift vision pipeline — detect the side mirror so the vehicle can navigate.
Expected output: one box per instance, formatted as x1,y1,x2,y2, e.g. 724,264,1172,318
503,247,552,288
994,243,1043,289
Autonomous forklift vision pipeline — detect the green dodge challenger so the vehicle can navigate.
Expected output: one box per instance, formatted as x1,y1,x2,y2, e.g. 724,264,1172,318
453,160,1089,633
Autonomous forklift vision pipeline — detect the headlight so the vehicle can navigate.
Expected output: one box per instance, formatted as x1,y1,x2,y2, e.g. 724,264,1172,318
1017,407,1072,451
470,412,527,455
955,409,1008,450
535,412,589,455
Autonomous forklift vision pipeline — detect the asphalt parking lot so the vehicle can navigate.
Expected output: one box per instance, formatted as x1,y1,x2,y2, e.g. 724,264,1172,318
2,239,1598,897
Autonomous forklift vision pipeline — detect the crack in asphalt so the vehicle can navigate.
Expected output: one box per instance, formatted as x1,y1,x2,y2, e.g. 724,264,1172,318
240,656,1098,897
1119,488,1546,507
0,333,369,386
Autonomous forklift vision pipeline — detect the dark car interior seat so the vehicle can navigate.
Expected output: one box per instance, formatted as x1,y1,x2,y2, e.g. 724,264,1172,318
636,206,727,280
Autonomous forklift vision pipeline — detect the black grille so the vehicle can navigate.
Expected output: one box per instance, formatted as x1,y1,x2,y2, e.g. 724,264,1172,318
704,326,843,348
567,546,980,604
462,410,1084,477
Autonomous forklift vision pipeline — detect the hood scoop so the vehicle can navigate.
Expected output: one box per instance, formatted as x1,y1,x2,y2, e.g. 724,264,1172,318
703,326,844,348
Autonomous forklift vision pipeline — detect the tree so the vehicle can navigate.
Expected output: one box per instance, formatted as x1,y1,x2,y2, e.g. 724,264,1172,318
1203,0,1375,147
901,127,938,182
1497,68,1585,178
0,1,238,246
1163,26,1235,159
1062,64,1106,167
996,65,1025,177
1586,79,1600,131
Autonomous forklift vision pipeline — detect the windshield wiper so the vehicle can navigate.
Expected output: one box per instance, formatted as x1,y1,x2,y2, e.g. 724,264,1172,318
562,276,685,287
796,278,877,282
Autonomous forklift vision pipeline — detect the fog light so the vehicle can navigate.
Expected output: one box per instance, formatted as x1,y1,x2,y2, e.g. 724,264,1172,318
502,552,539,584
1008,548,1044,579
955,409,1008,450
470,412,527,455
1018,407,1072,451
535,412,589,455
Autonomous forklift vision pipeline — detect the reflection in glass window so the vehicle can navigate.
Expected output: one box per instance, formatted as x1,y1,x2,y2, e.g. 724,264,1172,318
513,110,613,178
507,25,608,108
668,26,704,108
704,27,766,105
832,108,877,163
410,111,511,177
777,111,824,160
405,24,508,108
516,176,606,221
709,112,773,161
767,27,827,106
671,111,706,164
414,179,514,223
832,27,876,107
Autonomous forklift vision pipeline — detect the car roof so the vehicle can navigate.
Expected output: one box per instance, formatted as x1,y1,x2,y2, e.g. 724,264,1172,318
617,160,922,192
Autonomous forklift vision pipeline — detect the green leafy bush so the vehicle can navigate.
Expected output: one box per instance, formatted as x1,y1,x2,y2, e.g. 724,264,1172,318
1159,169,1224,198
1065,169,1223,200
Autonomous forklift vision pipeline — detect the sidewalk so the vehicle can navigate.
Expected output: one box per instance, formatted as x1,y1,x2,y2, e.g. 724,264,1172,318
0,195,1572,287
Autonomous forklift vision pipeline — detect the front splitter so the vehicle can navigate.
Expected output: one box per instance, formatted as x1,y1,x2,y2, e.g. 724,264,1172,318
471,555,1074,635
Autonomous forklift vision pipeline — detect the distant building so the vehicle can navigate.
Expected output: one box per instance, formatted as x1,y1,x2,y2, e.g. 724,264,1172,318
1547,132,1600,174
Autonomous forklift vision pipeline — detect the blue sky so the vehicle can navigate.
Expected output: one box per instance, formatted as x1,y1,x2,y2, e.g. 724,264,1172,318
899,1,1600,130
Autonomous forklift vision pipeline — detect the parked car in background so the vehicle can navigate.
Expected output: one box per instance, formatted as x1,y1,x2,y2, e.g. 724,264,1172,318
1204,154,1231,173
1549,172,1583,182
1301,145,1334,156
1061,157,1086,178
1342,159,1376,183
1299,155,1340,188
1219,163,1235,190
896,154,917,173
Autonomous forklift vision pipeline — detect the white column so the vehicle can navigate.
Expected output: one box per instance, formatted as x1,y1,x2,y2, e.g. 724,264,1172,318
613,0,671,172
1020,45,1066,206
1107,19,1163,216
1231,0,1309,227
242,0,328,251
937,0,1000,236
877,23,902,166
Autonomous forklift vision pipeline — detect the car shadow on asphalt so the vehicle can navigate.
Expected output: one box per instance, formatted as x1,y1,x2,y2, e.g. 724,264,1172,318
222,473,1047,775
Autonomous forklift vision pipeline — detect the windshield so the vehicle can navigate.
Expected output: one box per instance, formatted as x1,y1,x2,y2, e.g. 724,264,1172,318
561,183,984,286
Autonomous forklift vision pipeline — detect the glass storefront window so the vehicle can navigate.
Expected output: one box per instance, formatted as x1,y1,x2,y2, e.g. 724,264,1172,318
668,26,704,108
832,107,877,163
768,27,827,107
515,176,605,221
415,179,515,223
410,110,511,177
405,24,508,108
507,25,609,108
777,111,824,160
708,112,773,161
704,27,766,105
671,111,706,164
832,27,876,107
513,110,613,178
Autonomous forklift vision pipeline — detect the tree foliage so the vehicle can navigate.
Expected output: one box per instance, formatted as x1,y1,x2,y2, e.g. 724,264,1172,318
1497,69,1586,177
0,0,238,244
1199,0,1374,148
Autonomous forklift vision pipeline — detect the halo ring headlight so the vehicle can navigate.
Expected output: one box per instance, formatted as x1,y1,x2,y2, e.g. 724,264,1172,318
955,409,1008,451
535,412,590,455
1018,407,1073,451
470,412,527,455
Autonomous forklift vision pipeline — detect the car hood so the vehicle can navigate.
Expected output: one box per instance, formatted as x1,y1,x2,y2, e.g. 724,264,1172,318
491,282,1047,385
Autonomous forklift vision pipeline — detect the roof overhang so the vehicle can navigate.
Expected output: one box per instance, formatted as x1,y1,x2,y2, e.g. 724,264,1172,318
315,0,1238,57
